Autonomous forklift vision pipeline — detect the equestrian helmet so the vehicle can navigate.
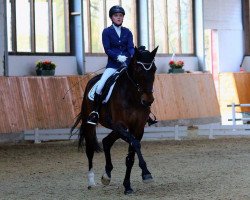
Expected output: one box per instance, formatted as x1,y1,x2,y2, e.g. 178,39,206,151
109,5,125,18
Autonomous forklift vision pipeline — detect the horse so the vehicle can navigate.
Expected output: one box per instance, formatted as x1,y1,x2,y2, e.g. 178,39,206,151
71,46,158,194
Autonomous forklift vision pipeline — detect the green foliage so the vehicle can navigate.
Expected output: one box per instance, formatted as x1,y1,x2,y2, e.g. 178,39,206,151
35,60,56,70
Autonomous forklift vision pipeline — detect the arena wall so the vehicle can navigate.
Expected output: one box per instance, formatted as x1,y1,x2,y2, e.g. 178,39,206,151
219,72,250,115
0,73,221,134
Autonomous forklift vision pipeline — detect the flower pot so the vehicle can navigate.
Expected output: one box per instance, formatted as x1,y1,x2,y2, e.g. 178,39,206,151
169,68,185,74
36,69,42,76
41,69,55,76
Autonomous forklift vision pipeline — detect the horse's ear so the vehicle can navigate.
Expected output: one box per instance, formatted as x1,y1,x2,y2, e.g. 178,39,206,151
150,46,159,58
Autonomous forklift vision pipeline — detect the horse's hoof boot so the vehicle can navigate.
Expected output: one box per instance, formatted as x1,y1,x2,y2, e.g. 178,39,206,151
142,174,154,183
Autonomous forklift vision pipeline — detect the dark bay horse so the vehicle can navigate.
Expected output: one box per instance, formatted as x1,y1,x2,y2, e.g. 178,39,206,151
71,46,158,194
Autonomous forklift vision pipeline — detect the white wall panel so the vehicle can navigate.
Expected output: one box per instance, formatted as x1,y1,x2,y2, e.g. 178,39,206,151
8,56,77,76
204,0,244,72
218,30,244,72
204,0,243,30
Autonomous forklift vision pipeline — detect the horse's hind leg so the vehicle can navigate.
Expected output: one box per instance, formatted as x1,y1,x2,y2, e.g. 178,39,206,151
123,145,135,194
101,131,120,185
83,123,99,189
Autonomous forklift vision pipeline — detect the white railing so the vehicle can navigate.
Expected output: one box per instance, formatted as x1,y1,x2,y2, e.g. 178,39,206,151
24,126,187,143
227,103,250,129
23,103,250,143
24,124,250,144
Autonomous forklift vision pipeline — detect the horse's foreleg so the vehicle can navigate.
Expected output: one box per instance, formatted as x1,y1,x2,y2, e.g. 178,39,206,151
101,131,119,185
113,125,153,186
128,136,153,183
123,145,135,194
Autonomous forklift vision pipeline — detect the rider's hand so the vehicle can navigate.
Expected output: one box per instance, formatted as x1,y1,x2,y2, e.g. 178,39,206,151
117,55,127,63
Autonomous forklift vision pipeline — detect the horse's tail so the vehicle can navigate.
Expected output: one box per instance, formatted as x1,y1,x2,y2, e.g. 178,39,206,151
70,112,82,136
70,82,102,153
78,123,102,153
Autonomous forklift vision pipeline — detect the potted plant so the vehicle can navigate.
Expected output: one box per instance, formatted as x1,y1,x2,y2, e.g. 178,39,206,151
168,60,185,73
35,60,56,76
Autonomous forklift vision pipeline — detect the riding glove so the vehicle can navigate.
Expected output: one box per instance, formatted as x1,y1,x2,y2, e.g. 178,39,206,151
117,55,127,63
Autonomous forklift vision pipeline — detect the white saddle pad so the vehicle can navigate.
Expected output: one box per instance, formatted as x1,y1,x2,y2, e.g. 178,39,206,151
88,80,116,103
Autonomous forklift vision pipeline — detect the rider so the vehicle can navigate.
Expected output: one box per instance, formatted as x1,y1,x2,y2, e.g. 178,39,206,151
87,5,134,125
87,5,157,126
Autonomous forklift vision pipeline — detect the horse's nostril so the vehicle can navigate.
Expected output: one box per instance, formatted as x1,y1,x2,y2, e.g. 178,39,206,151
148,101,153,106
141,100,153,107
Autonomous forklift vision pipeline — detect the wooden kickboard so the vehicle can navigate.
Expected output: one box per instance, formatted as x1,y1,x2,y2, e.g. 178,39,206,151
0,74,220,133
219,72,250,114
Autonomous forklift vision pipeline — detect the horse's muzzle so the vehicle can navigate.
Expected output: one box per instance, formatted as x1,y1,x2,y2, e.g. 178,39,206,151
141,93,154,107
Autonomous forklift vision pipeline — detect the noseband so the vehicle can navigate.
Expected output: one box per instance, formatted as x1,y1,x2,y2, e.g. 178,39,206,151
126,59,155,93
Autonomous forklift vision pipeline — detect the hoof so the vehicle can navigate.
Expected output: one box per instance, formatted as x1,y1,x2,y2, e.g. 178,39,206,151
87,182,96,190
87,182,97,190
142,174,154,183
87,185,94,190
124,188,134,195
101,173,111,186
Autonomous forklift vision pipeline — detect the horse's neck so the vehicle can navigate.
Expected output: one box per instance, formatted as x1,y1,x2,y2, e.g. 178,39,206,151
116,69,139,98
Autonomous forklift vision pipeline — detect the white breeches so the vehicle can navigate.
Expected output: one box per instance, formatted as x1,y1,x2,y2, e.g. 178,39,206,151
96,68,117,95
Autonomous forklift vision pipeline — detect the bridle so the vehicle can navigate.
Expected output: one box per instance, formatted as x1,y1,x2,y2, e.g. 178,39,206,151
136,59,155,71
126,59,155,93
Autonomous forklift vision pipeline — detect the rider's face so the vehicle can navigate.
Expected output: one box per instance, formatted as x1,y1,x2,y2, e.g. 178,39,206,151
111,13,124,26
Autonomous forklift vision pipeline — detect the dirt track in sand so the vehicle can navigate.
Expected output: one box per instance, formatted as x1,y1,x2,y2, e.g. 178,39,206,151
0,137,250,200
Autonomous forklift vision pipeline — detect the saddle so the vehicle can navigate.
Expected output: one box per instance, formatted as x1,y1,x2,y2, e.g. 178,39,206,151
88,67,126,103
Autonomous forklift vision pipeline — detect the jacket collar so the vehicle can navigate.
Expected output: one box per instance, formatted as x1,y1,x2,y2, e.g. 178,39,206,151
110,25,125,30
110,25,124,38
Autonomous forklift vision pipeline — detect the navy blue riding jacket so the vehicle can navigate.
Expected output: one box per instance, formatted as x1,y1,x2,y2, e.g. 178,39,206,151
102,25,135,69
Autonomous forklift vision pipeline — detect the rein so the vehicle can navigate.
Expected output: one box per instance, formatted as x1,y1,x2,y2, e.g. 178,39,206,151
125,70,141,92
62,66,106,99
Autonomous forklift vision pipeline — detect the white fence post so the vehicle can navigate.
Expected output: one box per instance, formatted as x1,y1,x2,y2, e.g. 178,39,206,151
232,103,236,131
174,125,181,140
34,128,41,144
209,124,215,139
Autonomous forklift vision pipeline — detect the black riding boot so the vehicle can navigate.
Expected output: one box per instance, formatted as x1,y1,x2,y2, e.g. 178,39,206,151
87,93,102,125
147,116,158,126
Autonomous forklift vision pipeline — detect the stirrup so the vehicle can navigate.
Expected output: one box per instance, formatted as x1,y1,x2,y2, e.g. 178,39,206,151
148,112,158,126
148,118,158,126
87,111,99,125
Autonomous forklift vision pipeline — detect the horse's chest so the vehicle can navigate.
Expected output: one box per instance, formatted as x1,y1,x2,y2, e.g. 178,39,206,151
120,100,139,110
120,102,147,117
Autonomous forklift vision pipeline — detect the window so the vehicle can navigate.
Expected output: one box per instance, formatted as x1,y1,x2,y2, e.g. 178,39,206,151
83,0,137,53
148,0,194,54
7,0,70,54
204,29,212,73
204,29,219,75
